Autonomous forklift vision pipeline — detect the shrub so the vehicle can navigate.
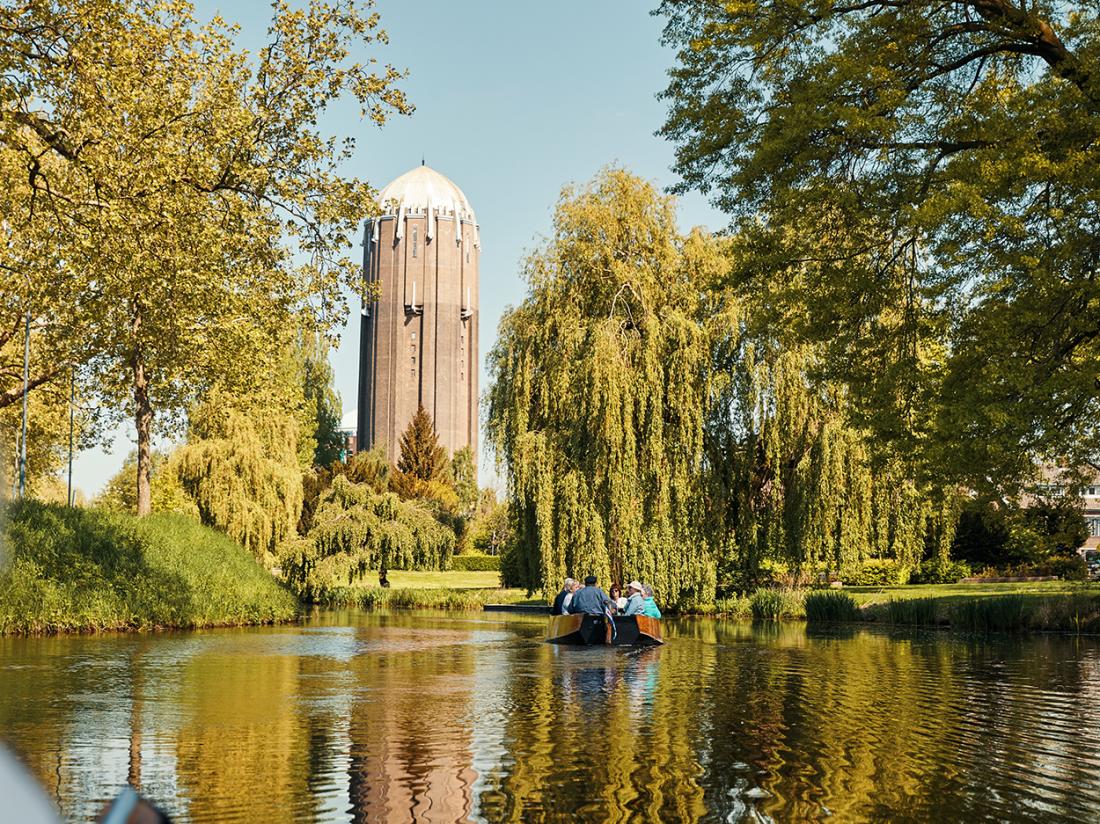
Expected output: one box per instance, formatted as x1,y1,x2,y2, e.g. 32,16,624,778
910,557,971,584
843,559,909,586
749,588,805,621
450,554,501,572
713,595,752,618
804,590,860,623
1048,555,1089,581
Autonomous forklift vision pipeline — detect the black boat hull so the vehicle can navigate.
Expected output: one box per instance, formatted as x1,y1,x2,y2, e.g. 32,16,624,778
546,614,663,646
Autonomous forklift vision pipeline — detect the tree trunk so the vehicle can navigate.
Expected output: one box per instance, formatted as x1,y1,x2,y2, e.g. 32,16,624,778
132,302,153,517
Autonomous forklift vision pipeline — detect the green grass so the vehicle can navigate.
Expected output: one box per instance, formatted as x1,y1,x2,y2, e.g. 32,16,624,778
381,569,503,590
320,585,538,611
1,500,299,634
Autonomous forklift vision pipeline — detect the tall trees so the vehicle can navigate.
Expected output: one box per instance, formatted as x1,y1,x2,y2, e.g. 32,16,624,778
488,170,718,604
488,169,955,602
0,1,410,512
658,0,1100,496
396,406,448,482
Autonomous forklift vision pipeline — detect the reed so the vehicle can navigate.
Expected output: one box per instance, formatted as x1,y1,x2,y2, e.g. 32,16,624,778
881,597,940,626
750,588,805,622
804,590,860,623
0,500,299,634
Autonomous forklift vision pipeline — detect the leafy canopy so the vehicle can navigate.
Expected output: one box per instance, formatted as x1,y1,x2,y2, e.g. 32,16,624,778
659,0,1100,494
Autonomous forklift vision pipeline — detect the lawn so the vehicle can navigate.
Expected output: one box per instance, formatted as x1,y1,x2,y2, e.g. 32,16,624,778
371,570,504,590
846,580,1100,608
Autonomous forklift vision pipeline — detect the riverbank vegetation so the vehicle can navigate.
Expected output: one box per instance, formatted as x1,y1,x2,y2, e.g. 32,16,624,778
0,501,298,634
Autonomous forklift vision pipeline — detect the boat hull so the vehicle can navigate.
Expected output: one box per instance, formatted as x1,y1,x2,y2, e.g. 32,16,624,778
546,614,663,646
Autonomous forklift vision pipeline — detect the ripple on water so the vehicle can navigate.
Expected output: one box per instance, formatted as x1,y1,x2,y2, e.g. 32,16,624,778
1,615,1100,822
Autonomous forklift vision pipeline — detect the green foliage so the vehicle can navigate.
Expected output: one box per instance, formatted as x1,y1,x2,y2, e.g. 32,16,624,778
749,588,805,622
488,169,719,604
804,591,860,624
175,389,304,563
952,501,1012,568
1019,499,1089,556
0,0,410,512
299,448,391,535
843,559,911,587
397,406,448,482
910,558,972,585
450,554,501,572
489,168,956,605
281,475,455,600
449,446,479,516
298,332,344,468
0,500,298,634
659,0,1100,494
469,492,513,556
95,451,198,517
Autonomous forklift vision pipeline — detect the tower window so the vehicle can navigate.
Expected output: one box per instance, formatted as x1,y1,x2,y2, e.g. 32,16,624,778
412,226,418,258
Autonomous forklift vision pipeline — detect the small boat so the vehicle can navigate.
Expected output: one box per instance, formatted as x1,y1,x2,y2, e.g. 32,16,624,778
546,613,663,646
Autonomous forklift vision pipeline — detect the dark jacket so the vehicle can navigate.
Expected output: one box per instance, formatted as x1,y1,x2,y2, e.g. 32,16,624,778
568,585,611,615
551,588,569,616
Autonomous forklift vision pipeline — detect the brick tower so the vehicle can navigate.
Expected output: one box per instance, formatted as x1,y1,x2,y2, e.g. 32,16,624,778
357,164,479,463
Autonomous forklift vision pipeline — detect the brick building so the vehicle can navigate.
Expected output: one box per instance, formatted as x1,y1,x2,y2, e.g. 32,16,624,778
357,164,479,463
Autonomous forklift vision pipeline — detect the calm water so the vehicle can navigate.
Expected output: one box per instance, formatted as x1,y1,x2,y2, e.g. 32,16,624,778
1,611,1099,822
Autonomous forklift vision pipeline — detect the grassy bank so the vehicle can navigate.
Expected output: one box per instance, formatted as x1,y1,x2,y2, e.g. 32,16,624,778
319,585,537,611
730,582,1100,633
1,501,299,634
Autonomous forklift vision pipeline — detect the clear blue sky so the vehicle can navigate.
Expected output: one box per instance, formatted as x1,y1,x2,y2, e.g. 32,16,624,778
70,0,722,496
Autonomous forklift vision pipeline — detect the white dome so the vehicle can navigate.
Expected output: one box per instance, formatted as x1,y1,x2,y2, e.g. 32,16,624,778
371,164,479,247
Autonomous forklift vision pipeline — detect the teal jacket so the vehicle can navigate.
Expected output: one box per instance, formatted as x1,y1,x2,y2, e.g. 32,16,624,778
641,597,661,618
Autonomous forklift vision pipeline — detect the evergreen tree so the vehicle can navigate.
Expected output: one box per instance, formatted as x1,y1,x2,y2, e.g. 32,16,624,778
396,406,448,482
297,332,344,468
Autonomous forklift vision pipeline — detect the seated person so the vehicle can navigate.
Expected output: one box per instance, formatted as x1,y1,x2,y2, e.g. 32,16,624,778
567,575,611,614
608,584,627,612
622,581,645,616
641,584,662,618
551,578,577,615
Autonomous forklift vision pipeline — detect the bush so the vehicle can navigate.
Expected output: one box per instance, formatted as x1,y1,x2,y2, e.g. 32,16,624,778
749,588,805,621
1048,555,1089,581
804,590,860,623
450,554,501,572
910,557,971,584
0,500,299,634
713,594,752,618
843,559,910,586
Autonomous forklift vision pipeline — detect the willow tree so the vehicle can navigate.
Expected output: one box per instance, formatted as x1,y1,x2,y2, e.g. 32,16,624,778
487,169,718,606
174,387,304,564
282,475,455,599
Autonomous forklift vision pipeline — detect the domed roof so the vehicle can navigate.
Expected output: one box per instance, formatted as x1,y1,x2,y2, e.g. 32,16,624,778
371,164,479,248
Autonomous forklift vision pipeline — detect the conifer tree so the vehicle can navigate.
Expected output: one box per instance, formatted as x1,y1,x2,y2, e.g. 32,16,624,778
396,406,448,482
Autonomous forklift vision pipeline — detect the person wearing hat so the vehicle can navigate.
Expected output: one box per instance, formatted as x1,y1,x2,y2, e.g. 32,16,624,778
621,580,646,616
567,575,612,615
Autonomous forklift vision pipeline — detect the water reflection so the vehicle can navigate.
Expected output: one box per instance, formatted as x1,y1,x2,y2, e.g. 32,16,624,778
1,614,1099,822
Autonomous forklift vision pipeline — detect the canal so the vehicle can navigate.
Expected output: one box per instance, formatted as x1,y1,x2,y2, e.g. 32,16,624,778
2,610,1099,822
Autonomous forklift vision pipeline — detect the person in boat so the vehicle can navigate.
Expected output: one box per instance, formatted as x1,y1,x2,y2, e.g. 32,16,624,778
551,578,577,615
621,581,646,616
567,575,612,614
641,583,662,618
608,584,627,612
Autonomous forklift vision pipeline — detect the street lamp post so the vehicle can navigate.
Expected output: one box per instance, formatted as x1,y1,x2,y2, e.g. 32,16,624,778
18,284,29,499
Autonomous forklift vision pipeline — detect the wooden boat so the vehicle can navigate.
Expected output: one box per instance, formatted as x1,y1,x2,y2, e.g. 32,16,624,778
546,613,663,646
